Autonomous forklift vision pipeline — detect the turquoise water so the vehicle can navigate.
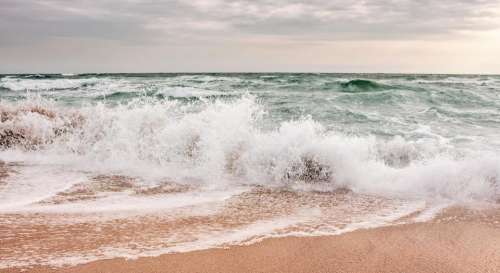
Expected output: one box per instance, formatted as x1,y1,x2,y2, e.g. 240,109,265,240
2,73,500,148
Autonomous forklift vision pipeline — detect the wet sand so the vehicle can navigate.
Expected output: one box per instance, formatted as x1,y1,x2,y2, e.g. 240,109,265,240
3,207,499,273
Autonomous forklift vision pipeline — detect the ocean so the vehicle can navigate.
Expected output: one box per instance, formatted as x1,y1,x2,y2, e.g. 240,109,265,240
0,73,499,268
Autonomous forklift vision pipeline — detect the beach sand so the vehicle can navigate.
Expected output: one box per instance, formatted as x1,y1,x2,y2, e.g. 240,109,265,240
2,207,499,273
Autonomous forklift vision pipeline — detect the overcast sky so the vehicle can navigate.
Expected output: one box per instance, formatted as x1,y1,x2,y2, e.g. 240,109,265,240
1,0,500,73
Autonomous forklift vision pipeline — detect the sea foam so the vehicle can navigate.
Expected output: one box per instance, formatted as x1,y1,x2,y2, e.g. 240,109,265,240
1,95,498,202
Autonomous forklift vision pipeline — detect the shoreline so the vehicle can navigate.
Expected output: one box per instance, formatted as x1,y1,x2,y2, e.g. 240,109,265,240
3,207,499,273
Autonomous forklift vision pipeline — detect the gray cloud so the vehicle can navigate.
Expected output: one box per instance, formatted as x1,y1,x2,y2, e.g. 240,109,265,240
1,0,499,46
1,0,499,73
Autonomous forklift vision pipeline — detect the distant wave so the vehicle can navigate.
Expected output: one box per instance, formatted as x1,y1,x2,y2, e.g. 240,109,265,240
0,77,100,91
340,79,387,92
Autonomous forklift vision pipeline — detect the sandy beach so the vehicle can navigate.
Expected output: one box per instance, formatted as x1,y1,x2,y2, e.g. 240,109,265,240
2,207,498,273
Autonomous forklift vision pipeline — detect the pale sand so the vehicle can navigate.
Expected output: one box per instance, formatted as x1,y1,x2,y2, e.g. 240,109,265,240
3,207,499,273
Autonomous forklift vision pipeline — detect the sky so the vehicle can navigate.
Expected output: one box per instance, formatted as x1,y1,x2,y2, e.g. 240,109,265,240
1,0,500,74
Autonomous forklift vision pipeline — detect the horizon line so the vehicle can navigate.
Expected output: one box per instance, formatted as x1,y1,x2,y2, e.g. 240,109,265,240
2,72,500,76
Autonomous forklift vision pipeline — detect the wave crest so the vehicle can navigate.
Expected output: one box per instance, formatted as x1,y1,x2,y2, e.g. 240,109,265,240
0,77,99,91
0,96,499,201
340,79,385,92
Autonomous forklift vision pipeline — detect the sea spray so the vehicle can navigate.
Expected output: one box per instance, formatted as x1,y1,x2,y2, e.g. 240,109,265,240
1,94,498,201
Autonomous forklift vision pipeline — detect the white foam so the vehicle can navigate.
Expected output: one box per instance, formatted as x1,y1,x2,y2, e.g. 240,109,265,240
0,165,87,211
1,95,499,202
0,77,100,91
6,187,245,214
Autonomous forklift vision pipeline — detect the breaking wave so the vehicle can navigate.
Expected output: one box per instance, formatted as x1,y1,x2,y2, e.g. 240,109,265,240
1,96,498,202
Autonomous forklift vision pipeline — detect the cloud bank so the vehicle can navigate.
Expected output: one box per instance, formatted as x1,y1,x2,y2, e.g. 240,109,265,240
1,0,499,73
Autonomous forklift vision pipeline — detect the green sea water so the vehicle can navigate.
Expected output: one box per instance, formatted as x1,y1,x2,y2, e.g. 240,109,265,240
2,73,499,148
